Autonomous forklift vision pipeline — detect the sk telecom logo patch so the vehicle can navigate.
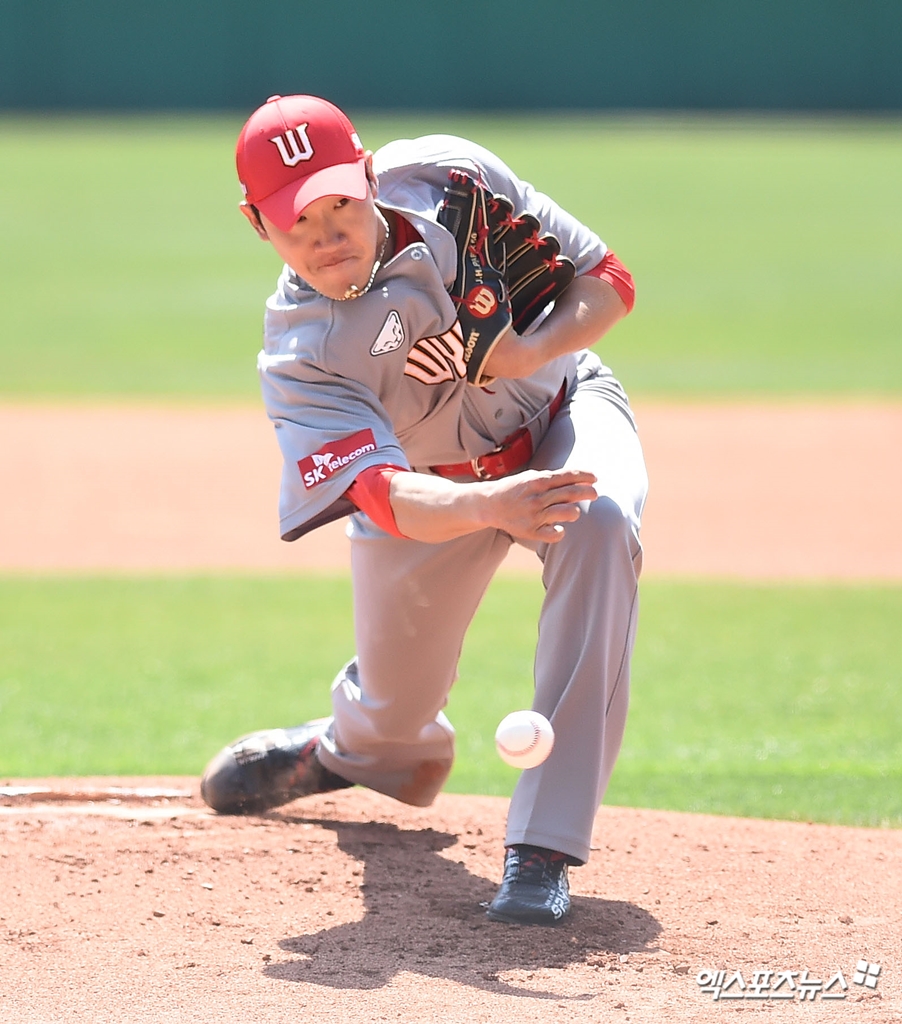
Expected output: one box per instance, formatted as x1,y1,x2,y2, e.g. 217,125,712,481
298,429,377,489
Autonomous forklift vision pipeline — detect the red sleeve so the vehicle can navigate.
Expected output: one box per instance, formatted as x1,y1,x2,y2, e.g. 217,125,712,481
345,464,409,538
583,250,635,313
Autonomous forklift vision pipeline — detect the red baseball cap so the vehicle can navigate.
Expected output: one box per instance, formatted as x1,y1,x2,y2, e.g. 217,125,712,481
236,94,368,232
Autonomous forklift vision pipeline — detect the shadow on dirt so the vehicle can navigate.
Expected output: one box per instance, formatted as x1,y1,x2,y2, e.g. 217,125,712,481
263,816,661,997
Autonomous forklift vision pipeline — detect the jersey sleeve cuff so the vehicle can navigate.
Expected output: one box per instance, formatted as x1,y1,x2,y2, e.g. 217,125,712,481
583,250,636,313
345,464,409,538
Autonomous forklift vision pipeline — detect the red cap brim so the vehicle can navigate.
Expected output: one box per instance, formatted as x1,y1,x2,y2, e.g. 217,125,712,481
255,159,368,232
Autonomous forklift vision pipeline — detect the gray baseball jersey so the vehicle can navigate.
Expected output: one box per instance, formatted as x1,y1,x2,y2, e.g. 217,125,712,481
258,135,624,541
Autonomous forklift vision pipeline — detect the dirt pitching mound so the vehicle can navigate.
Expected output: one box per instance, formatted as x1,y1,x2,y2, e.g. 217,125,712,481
1,781,898,1023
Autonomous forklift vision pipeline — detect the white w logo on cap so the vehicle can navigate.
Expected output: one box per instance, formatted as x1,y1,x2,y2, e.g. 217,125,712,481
270,124,315,167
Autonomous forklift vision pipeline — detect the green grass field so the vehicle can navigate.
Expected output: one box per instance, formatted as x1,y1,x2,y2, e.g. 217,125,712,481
1,113,900,398
1,576,899,828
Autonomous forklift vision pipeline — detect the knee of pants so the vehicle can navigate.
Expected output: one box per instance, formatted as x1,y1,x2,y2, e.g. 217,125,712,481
556,495,642,572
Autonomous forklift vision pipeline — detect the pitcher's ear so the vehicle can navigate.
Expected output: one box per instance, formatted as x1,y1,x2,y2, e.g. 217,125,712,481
240,202,269,240
364,152,378,198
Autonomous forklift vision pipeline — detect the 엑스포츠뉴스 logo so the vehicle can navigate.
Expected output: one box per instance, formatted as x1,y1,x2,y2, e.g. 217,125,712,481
298,429,377,489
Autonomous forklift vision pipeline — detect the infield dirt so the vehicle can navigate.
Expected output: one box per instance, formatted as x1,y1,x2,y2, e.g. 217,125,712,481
2,400,901,1022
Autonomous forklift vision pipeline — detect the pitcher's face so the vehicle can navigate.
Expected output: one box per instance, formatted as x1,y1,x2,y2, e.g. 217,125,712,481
264,186,386,297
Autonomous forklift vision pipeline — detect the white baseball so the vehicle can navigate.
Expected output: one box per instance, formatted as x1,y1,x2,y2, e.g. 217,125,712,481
494,710,554,769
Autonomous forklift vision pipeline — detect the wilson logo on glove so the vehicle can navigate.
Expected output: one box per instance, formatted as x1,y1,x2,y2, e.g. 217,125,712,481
465,285,499,318
298,429,377,489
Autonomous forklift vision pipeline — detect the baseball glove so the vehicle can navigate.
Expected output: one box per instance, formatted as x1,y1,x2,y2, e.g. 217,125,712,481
437,170,512,386
438,171,577,386
486,193,576,334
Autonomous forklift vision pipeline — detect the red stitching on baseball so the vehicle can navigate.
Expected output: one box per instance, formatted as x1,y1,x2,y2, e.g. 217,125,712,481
497,724,540,758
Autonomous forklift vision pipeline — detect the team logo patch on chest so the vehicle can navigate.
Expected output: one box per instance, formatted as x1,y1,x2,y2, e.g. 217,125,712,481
371,311,405,355
404,323,468,385
298,429,377,489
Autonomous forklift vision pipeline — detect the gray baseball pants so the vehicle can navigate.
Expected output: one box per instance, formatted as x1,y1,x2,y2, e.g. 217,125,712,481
317,373,648,864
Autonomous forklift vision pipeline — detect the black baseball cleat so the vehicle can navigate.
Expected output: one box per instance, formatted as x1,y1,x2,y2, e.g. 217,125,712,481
486,844,572,925
200,718,353,814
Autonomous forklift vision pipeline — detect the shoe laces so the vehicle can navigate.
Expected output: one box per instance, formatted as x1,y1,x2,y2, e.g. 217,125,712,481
506,844,568,885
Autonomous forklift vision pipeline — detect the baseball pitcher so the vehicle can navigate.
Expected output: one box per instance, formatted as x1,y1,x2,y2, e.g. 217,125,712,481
200,95,648,925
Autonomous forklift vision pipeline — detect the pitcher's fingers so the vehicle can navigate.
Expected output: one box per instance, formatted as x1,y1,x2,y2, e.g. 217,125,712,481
542,505,582,527
538,467,596,485
534,522,566,543
539,482,598,507
536,471,596,493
